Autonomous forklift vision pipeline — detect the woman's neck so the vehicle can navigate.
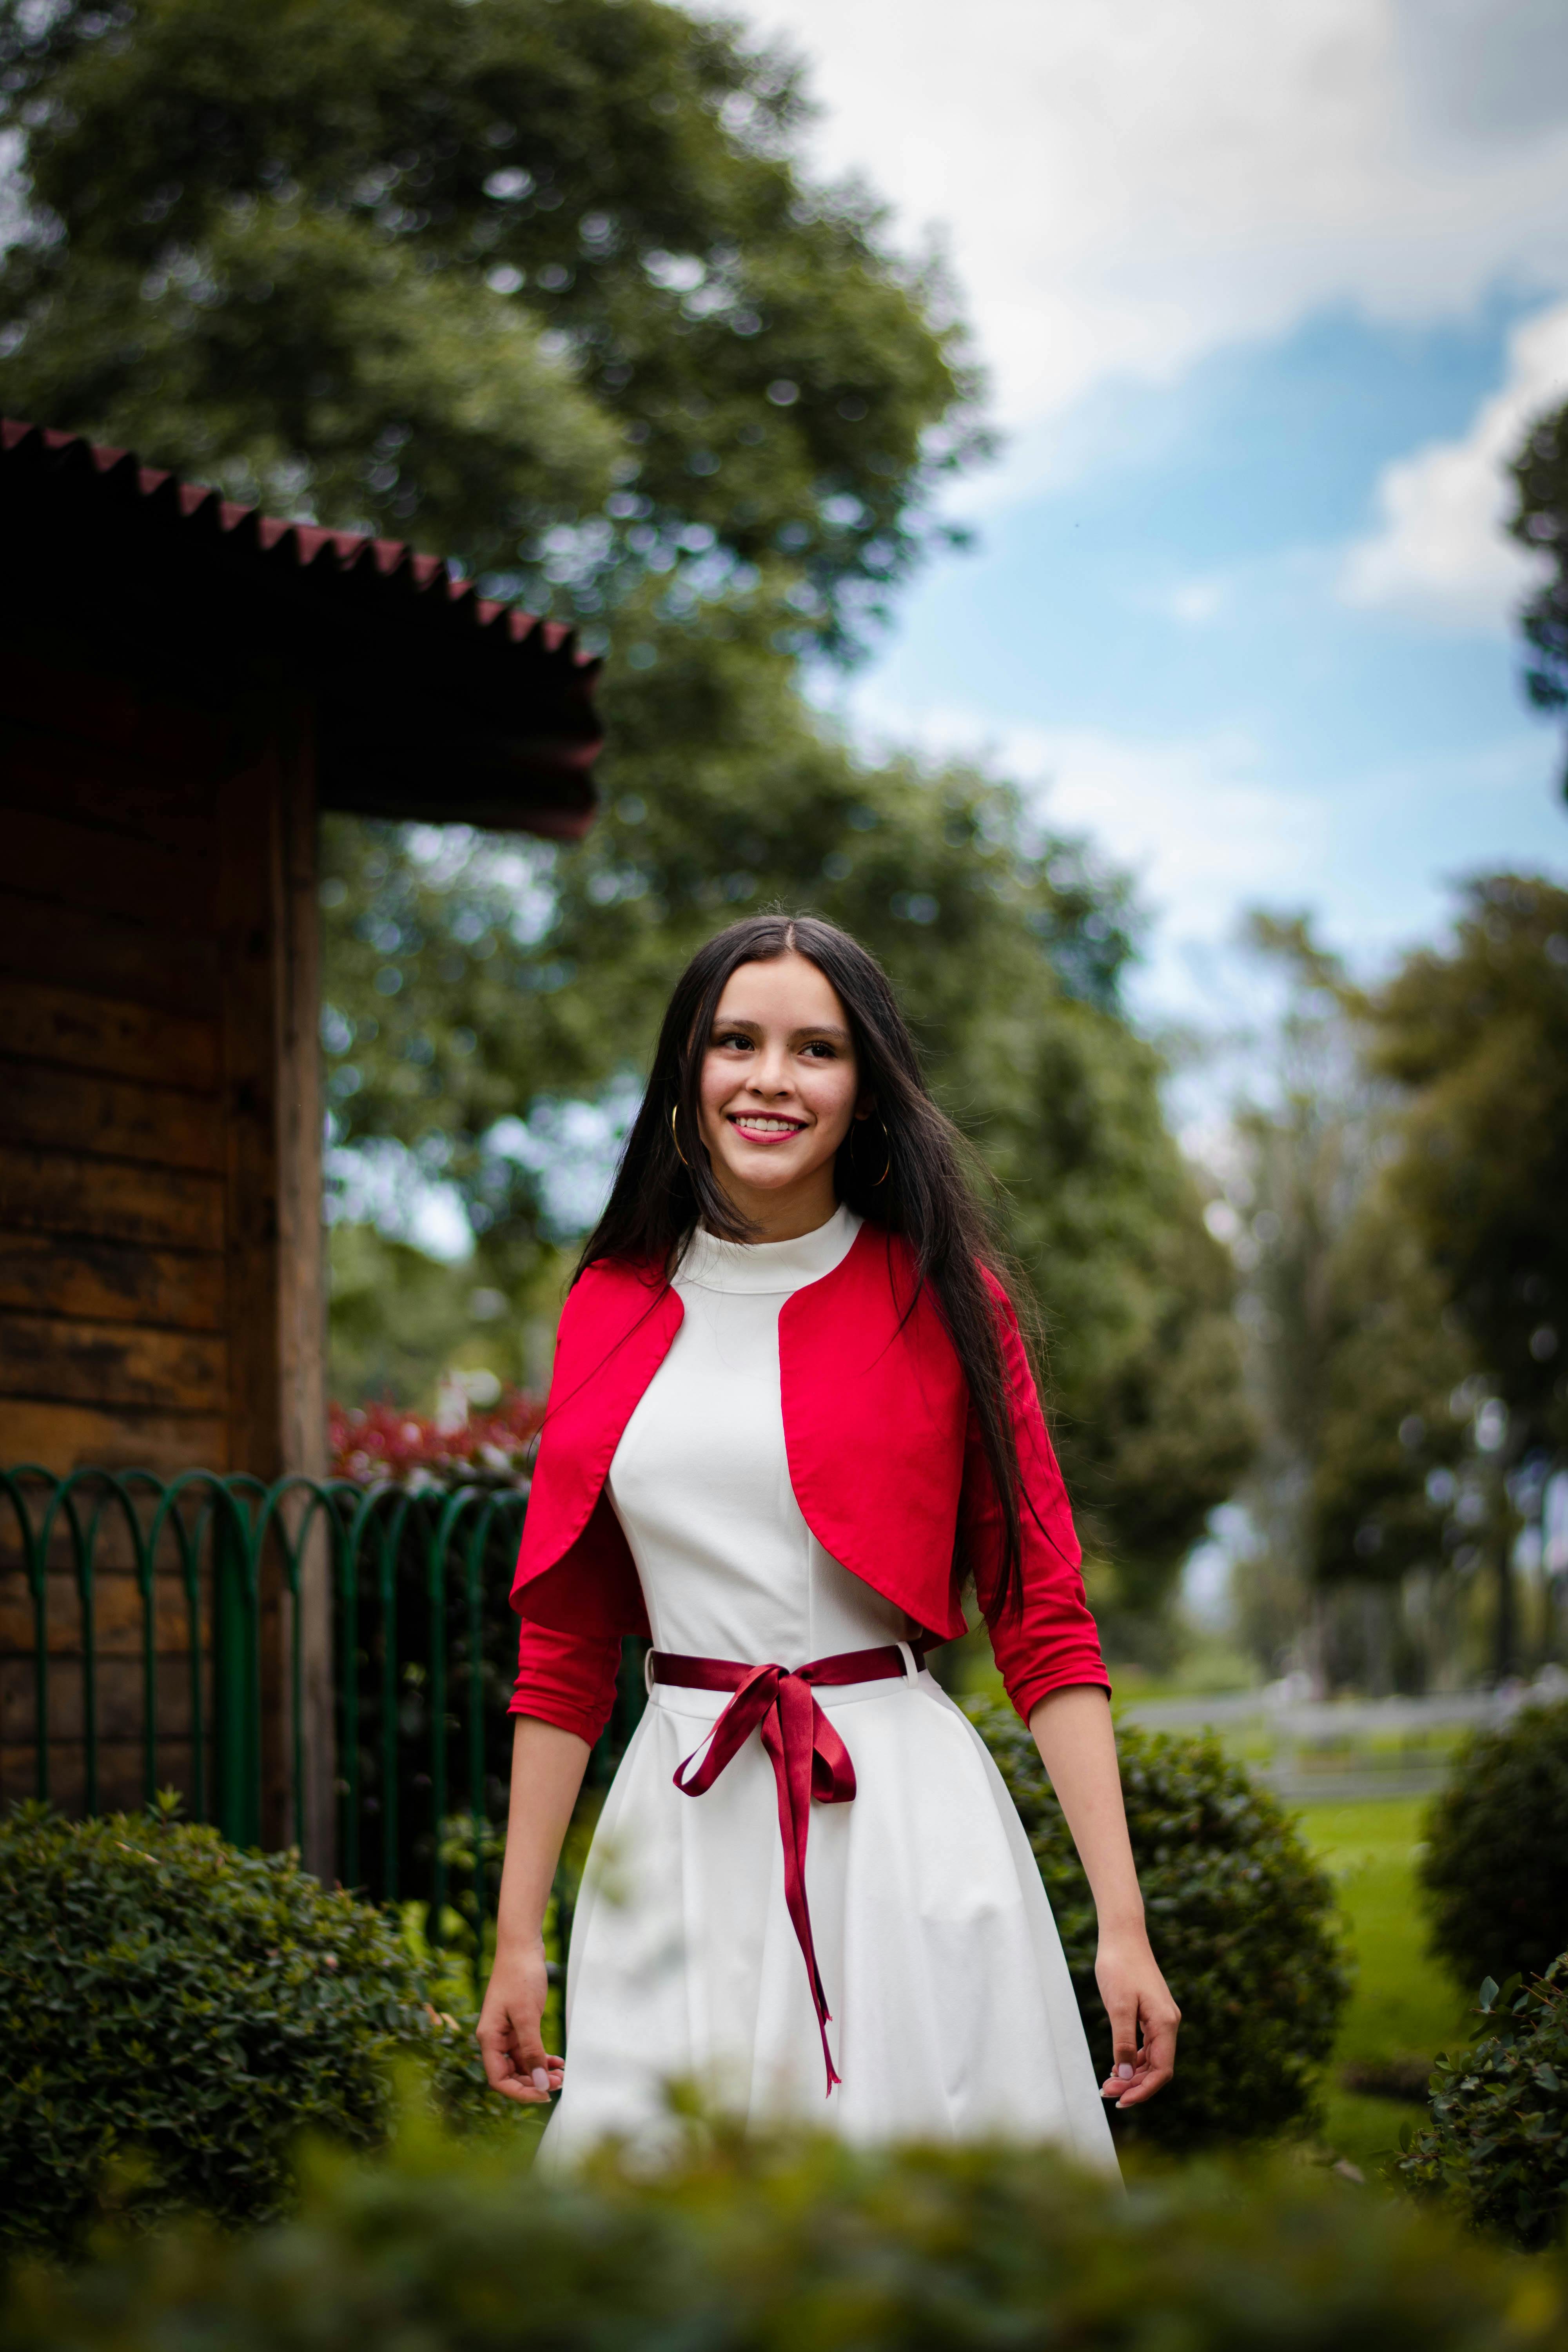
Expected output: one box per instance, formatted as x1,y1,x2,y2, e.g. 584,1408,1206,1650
706,1170,841,1243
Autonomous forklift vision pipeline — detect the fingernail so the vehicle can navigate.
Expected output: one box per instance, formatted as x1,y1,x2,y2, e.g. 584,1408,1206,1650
531,2067,550,2093
1117,2063,1134,2079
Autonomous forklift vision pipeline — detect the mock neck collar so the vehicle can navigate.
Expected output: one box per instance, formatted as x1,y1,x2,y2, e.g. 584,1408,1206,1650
677,1202,861,1295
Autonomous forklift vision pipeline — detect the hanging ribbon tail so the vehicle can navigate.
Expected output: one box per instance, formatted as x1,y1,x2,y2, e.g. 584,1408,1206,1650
669,1662,857,2096
762,1675,846,2098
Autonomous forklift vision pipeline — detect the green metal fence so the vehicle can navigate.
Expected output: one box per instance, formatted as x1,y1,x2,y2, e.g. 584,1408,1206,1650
0,1465,643,1983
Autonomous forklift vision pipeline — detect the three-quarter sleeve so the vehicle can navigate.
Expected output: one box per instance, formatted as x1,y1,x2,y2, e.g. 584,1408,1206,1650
508,1614,623,1747
962,1277,1110,1723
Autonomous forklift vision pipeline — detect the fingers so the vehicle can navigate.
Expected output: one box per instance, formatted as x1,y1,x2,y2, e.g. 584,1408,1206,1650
1100,1992,1181,2109
1098,1987,1140,2101
475,2004,564,2104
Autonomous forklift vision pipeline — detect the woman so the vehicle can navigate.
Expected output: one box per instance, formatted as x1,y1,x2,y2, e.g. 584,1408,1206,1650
477,914,1178,2163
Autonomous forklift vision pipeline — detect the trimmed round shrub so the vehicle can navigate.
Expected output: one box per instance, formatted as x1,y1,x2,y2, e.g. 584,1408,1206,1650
1399,1958,1568,2251
0,1800,451,2252
968,1700,1349,2151
1418,1700,1568,1992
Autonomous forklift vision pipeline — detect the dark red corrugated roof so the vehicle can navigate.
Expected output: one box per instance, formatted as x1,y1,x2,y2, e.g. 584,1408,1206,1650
1,415,581,654
0,416,604,837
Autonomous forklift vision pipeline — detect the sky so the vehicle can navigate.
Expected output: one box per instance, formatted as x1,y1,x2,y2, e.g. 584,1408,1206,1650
730,0,1568,1042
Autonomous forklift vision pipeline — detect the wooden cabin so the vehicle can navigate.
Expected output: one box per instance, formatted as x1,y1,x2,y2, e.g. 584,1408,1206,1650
0,419,603,1853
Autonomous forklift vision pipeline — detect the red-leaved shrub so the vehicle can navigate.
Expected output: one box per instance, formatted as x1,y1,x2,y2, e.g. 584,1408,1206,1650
328,1391,544,1485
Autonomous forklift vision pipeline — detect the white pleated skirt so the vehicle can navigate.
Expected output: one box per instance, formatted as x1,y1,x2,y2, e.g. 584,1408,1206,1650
539,1666,1119,2172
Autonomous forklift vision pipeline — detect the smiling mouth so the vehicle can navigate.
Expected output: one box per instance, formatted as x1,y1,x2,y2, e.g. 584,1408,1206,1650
727,1113,806,1139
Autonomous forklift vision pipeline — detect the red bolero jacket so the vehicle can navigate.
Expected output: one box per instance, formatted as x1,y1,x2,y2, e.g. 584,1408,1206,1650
508,1221,1109,1745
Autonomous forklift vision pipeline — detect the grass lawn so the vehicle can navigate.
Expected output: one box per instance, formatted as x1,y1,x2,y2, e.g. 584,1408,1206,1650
1293,1795,1472,2174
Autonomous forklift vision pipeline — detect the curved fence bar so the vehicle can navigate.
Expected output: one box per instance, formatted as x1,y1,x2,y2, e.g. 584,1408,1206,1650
0,1467,654,1993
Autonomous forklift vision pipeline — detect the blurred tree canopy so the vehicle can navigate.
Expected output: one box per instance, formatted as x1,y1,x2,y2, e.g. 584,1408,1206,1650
1511,401,1568,797
1359,875,1568,1675
1227,886,1568,1687
0,0,1250,1626
0,0,980,651
1218,916,1473,1687
1363,875,1568,1463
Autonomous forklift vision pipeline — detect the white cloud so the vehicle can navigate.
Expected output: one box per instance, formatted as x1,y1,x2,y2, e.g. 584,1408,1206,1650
849,693,1325,1012
843,684,1566,1045
737,0,1568,493
1338,299,1568,627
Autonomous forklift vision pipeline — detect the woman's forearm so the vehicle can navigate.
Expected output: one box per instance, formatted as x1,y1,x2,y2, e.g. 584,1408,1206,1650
476,1714,592,2103
1027,1682,1180,2105
1028,1684,1143,1931
495,1713,593,1949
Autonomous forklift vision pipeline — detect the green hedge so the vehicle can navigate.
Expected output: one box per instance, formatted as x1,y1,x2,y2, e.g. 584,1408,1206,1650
0,1800,467,2253
1399,1959,1568,2251
1419,1701,1568,1992
3,2120,1562,2352
968,1701,1349,2150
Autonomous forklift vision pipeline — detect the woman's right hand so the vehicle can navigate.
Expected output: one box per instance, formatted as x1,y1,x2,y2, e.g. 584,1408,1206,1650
475,1935,564,2103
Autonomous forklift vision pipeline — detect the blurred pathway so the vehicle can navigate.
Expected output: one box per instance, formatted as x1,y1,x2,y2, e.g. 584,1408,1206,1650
1118,1669,1568,1803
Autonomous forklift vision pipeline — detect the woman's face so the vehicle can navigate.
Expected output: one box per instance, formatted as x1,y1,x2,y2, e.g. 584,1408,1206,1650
696,952,867,1233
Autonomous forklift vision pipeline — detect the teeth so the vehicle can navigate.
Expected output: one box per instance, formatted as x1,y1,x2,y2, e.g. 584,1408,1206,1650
733,1117,801,1133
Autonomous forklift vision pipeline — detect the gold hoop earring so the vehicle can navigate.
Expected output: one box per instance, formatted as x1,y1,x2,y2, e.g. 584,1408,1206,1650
670,1103,688,1167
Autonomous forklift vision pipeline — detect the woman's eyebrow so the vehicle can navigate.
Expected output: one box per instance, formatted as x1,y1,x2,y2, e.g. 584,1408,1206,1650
709,1018,852,1045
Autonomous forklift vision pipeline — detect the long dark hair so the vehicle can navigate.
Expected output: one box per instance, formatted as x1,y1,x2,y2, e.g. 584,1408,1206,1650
576,913,1034,1615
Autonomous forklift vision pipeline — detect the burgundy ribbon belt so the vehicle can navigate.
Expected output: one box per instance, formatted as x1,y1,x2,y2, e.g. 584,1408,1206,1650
650,1638,927,2095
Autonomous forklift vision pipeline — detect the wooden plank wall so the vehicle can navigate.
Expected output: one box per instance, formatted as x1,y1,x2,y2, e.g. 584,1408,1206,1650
0,644,327,1835
0,646,232,1473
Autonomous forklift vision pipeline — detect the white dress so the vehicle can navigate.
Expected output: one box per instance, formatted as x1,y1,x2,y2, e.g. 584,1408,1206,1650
541,1203,1117,2171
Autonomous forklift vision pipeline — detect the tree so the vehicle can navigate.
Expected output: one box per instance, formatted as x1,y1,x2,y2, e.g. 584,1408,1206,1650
1224,885,1568,1688
0,0,980,652
1361,873,1568,1674
1510,400,1568,799
0,0,1251,1629
1220,916,1478,1690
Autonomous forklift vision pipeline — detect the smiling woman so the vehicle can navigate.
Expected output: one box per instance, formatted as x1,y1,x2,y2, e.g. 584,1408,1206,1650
475,913,1180,2164
693,952,870,1239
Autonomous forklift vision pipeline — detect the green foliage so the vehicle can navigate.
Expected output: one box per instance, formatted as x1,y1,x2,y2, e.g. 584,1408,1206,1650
327,1221,567,1411
1419,1701,1568,1993
1220,915,1389,1672
1364,875,1568,1461
0,1801,451,2253
329,1223,492,1410
4,2111,1562,2352
1510,399,1568,766
1309,1198,1472,1589
1399,1961,1568,2253
1220,912,1485,1688
967,1702,1349,2151
0,197,621,551
0,0,978,651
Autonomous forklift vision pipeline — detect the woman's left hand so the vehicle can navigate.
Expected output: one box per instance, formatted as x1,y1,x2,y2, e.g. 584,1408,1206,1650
1094,1931,1180,2107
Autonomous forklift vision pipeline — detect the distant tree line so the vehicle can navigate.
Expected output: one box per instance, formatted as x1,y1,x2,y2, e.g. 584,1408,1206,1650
1225,878,1568,1689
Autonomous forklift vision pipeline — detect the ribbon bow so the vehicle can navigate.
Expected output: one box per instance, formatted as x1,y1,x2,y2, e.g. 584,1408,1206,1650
671,1661,858,2093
